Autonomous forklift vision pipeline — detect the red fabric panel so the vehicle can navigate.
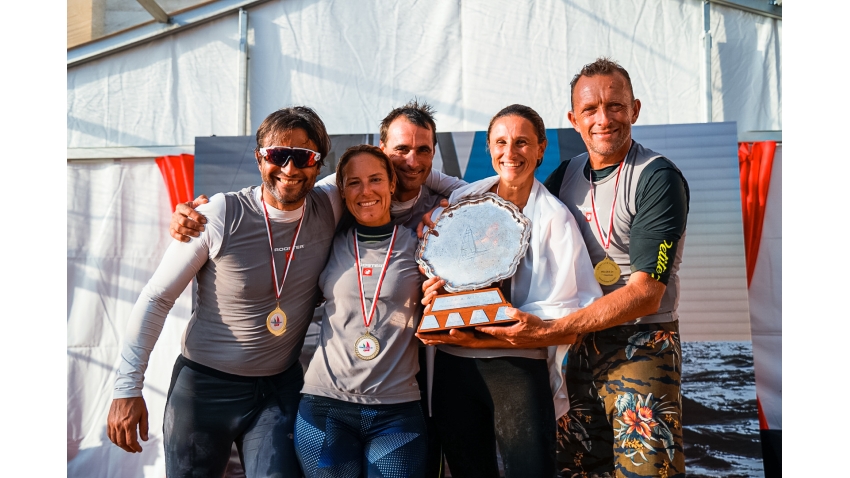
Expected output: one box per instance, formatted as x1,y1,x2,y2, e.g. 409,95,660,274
756,396,768,430
738,141,777,431
738,141,776,286
155,154,195,212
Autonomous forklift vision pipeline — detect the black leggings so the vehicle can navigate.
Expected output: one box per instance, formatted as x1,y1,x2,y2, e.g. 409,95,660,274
431,351,556,478
163,356,304,478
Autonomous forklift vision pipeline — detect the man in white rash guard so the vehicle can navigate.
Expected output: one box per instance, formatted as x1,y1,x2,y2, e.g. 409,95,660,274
107,106,343,477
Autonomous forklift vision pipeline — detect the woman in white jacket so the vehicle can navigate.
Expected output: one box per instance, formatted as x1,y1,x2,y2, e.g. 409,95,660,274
418,104,602,478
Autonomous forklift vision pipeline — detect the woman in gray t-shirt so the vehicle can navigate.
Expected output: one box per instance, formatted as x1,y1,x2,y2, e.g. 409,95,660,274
294,145,427,478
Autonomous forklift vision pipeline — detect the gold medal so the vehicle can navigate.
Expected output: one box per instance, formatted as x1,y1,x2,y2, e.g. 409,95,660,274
354,332,380,360
267,304,287,336
594,256,621,286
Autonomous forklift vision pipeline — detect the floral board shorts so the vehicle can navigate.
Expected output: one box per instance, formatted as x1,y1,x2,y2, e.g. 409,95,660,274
556,321,685,478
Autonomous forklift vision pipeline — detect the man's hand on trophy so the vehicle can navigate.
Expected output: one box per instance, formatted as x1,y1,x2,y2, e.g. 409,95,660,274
416,199,450,239
475,308,578,348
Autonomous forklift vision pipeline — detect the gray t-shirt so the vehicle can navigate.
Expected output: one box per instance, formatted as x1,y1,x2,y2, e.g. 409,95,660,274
302,225,424,404
184,187,336,375
391,186,449,230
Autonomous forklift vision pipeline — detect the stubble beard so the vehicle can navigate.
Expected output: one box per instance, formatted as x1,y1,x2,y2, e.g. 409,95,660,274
397,177,422,197
587,129,631,159
393,168,427,201
263,175,311,208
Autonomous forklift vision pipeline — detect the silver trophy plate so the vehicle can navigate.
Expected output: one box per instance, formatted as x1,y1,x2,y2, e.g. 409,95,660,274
417,193,531,293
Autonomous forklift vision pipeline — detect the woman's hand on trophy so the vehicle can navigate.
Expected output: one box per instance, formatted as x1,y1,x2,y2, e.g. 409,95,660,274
420,273,446,308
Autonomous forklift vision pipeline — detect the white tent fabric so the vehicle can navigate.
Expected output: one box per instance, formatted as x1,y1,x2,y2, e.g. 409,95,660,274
68,160,190,477
67,15,239,149
67,0,781,150
709,4,782,132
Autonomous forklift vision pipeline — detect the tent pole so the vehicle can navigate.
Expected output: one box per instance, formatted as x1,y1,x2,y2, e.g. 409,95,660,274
237,8,249,135
703,1,712,123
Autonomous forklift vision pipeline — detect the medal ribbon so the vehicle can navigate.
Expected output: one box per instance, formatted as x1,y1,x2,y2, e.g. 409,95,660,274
588,161,624,251
261,187,305,301
354,226,398,330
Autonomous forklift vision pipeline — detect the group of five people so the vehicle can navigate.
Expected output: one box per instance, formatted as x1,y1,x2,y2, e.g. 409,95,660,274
107,57,689,478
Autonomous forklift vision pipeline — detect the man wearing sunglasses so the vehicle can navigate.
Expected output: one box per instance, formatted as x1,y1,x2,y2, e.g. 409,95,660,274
107,106,346,477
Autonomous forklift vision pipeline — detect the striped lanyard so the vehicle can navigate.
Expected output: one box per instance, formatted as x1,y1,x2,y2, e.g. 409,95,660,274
588,161,624,251
261,187,304,301
353,226,398,330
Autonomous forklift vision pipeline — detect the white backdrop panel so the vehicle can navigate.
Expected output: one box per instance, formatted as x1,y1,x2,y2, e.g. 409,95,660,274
710,4,782,134
68,160,190,478
247,0,464,136
748,145,782,429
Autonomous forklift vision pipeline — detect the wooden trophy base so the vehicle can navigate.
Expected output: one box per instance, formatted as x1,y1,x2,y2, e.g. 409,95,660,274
417,288,517,333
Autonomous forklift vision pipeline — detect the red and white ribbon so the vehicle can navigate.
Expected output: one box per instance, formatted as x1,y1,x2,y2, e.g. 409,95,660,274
261,187,304,300
354,226,397,329
588,162,624,251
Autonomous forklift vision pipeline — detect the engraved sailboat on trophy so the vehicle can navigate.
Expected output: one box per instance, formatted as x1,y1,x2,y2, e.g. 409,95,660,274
460,226,490,261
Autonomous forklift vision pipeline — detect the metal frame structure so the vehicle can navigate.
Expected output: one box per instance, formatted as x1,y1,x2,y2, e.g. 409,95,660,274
67,0,274,67
67,0,781,158
136,0,171,23
711,0,781,20
700,0,781,124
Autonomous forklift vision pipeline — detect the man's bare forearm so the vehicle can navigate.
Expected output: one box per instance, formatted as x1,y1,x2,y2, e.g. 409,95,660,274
553,272,666,335
477,272,667,347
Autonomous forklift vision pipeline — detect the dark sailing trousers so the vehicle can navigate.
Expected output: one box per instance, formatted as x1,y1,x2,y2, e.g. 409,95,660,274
163,355,304,478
